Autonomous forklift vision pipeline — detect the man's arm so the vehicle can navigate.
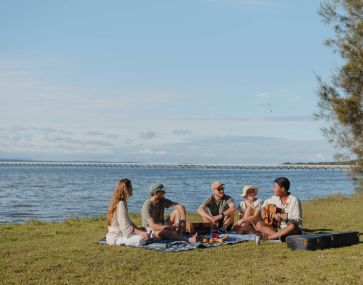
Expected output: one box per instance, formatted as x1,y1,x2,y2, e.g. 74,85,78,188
147,218,172,231
287,199,302,226
198,205,218,225
223,202,236,217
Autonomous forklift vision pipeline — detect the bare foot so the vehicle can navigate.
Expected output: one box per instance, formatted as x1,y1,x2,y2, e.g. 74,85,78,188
261,233,270,240
188,232,198,243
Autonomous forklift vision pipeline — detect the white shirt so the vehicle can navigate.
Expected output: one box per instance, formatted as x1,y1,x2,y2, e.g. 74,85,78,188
237,199,263,214
262,194,303,229
107,201,135,243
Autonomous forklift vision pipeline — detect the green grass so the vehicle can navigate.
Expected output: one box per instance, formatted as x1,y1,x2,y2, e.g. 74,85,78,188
1,193,363,285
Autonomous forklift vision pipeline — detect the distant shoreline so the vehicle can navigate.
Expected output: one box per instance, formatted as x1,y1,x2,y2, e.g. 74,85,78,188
0,161,352,169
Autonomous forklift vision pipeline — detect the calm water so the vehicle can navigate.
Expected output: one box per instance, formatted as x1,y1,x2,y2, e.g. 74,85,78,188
0,167,357,223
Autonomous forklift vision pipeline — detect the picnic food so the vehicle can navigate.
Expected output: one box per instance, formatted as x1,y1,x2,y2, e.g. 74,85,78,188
201,234,229,244
202,237,209,243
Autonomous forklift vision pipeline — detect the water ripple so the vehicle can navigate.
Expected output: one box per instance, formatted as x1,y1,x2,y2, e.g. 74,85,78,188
0,167,356,223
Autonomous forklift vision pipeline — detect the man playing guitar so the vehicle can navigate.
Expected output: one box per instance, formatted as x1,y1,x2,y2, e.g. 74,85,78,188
255,177,302,240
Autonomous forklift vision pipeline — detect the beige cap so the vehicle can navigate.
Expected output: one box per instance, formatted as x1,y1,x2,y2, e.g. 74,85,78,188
240,185,259,197
211,181,224,190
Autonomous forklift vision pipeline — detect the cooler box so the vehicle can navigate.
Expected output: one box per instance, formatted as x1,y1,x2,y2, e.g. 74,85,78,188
314,233,333,249
187,222,211,234
286,234,320,251
331,232,359,247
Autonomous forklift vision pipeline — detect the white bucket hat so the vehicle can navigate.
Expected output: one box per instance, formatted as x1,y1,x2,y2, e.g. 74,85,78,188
240,185,259,197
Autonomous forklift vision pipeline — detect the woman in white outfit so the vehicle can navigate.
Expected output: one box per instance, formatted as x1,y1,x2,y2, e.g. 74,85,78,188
106,178,149,246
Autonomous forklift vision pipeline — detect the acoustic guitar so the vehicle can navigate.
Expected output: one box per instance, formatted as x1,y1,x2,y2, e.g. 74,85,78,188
262,204,286,227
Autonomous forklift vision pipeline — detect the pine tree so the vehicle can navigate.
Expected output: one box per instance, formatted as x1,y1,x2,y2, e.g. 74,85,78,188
316,0,363,173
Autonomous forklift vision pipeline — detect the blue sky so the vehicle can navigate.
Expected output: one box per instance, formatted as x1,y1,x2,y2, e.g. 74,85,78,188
0,0,340,163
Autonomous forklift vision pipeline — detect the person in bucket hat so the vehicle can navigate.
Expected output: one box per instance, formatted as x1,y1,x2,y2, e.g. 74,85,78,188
141,182,197,243
234,184,263,234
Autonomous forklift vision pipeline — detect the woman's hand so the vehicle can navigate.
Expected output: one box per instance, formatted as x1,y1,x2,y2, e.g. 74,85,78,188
135,228,149,239
138,230,149,240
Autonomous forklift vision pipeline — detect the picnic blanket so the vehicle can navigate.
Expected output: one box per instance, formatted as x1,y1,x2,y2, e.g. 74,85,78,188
97,233,263,252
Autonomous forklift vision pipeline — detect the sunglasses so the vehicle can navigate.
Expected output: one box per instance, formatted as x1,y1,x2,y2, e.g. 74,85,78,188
214,186,225,192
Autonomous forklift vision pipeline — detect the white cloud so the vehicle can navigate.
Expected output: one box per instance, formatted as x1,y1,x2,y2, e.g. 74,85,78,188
0,59,335,163
85,130,119,139
172,129,191,135
0,59,203,129
255,92,270,97
134,149,167,156
139,131,158,139
0,126,335,163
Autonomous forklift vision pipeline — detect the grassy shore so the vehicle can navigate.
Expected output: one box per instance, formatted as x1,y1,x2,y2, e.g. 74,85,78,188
1,193,363,285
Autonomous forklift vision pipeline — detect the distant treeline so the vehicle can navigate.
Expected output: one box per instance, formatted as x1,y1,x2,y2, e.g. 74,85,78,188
283,161,356,165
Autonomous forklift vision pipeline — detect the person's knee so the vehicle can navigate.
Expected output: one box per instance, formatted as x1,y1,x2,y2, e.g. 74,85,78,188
285,223,299,234
201,216,210,222
180,205,186,214
224,213,234,222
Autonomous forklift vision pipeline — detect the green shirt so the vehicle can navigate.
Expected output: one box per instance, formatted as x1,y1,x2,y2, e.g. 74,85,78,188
201,195,235,216
141,198,175,227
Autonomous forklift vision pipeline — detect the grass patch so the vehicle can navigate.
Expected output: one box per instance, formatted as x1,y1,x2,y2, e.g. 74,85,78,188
1,193,363,285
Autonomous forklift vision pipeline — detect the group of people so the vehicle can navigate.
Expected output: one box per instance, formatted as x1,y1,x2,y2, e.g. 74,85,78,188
105,176,303,247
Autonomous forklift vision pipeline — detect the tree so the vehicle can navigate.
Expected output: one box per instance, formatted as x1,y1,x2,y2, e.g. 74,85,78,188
316,0,363,174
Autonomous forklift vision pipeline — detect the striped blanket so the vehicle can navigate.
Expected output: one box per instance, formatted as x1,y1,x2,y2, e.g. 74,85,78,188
97,233,262,252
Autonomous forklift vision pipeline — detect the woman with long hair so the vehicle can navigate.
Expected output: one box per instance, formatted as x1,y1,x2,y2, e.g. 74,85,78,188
106,178,149,246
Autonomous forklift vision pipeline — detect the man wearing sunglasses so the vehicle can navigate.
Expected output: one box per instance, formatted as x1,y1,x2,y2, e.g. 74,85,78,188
198,181,236,232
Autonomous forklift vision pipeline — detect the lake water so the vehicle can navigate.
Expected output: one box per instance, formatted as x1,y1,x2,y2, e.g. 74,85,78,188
0,167,357,223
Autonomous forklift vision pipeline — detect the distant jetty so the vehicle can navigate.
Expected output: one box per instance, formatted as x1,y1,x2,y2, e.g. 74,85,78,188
0,161,351,170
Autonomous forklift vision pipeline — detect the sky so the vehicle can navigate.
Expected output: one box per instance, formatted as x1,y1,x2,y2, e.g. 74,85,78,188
0,0,342,163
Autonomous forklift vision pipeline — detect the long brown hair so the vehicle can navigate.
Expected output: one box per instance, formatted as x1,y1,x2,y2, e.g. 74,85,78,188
106,178,132,226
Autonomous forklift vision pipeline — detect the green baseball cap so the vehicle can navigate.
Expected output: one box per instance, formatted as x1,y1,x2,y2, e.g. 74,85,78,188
149,183,167,195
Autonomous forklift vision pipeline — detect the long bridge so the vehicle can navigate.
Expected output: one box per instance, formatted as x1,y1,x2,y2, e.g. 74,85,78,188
0,161,351,170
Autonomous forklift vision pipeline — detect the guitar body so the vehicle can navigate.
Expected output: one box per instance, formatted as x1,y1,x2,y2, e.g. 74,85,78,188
263,204,285,227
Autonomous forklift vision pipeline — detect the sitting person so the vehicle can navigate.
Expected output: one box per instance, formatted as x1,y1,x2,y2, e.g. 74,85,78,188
234,184,263,234
255,177,303,240
198,181,236,232
141,182,197,243
106,178,149,246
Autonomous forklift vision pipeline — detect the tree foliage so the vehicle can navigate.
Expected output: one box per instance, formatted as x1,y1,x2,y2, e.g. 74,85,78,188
316,0,363,173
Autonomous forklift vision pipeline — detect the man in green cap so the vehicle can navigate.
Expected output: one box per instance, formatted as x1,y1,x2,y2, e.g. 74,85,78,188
141,183,196,242
141,182,197,243
198,180,236,232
